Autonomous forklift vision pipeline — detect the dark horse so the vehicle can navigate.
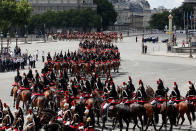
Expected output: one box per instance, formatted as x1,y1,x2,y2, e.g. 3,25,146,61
154,102,177,131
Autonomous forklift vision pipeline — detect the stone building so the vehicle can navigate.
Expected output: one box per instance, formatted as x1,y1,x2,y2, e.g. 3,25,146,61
109,0,151,29
24,0,96,14
184,0,196,16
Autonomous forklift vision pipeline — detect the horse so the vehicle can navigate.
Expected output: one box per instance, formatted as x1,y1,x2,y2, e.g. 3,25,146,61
16,89,31,112
143,102,157,131
175,101,195,128
112,103,131,131
31,95,47,113
154,101,178,131
44,88,53,109
145,85,155,101
129,103,147,130
13,86,19,108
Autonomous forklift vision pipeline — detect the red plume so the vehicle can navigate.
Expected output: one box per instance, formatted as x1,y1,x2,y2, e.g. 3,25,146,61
123,82,126,86
3,103,6,108
174,82,176,86
139,80,142,85
28,109,32,114
16,104,19,110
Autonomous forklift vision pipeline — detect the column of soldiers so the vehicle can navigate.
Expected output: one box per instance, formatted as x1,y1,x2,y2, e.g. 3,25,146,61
0,46,38,72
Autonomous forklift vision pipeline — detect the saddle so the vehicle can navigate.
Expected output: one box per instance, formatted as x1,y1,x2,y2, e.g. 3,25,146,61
19,87,30,91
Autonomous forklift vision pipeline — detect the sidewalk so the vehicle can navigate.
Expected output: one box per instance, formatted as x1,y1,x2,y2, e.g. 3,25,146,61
148,51,196,59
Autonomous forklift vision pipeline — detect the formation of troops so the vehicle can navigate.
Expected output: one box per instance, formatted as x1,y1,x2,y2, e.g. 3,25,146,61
47,32,123,42
0,46,28,72
0,33,196,131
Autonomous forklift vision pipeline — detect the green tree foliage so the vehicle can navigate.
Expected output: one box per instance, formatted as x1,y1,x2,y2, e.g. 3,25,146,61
150,3,194,30
94,0,117,30
172,4,194,29
29,8,101,32
149,11,170,30
0,0,32,33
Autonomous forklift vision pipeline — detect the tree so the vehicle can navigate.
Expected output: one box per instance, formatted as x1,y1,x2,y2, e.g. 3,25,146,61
0,0,32,34
172,3,194,29
150,3,194,30
150,11,170,30
94,0,117,30
15,0,33,27
28,8,101,32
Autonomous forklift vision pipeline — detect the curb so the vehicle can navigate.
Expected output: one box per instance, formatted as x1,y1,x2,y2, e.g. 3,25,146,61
146,53,196,59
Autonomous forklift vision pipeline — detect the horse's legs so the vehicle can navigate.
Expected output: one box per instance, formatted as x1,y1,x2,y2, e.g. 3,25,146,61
145,119,151,131
159,114,166,131
177,114,180,125
123,118,129,131
13,97,15,107
186,112,192,126
112,117,117,129
139,116,143,130
152,118,157,131
119,118,123,131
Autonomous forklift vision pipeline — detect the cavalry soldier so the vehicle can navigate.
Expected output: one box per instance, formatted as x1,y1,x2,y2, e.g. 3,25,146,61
136,80,147,100
27,67,33,80
155,79,168,97
109,81,118,99
186,81,196,98
169,82,181,104
122,84,132,99
35,70,40,82
170,82,181,99
25,109,35,131
127,76,135,97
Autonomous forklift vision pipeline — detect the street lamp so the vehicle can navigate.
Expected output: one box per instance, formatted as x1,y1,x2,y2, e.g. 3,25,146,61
24,25,27,44
44,24,46,42
15,32,18,47
0,32,3,54
7,32,10,54
189,33,193,58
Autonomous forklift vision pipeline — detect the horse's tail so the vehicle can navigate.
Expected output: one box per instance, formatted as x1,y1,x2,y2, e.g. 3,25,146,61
189,104,195,121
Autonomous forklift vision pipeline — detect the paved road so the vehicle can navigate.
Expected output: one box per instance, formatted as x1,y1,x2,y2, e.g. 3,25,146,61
1,35,196,130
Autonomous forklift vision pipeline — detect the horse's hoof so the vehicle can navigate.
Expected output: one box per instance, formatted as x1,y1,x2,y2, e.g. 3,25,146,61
189,125,192,128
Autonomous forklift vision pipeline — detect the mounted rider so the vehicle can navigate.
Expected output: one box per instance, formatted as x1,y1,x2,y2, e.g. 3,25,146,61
127,76,135,98
135,80,147,101
122,82,132,100
169,82,181,104
186,81,196,103
155,79,169,97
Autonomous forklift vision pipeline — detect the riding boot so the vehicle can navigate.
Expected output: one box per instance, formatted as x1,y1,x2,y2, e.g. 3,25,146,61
10,88,13,96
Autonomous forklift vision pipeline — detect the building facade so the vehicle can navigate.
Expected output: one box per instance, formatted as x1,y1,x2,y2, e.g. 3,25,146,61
25,0,96,14
109,0,151,29
184,0,196,16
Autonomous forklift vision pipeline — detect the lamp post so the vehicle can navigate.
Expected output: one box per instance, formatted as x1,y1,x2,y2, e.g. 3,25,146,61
24,25,27,44
44,24,46,42
15,32,18,47
189,33,193,58
0,32,3,54
7,32,10,54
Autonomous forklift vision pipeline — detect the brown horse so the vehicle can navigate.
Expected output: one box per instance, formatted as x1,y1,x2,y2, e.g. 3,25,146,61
129,103,147,130
143,102,157,131
175,101,194,128
16,90,31,111
13,86,19,107
146,85,155,101
32,95,47,113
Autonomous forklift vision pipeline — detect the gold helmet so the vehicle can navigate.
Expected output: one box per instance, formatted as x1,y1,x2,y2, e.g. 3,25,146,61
107,90,111,95
86,117,91,123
